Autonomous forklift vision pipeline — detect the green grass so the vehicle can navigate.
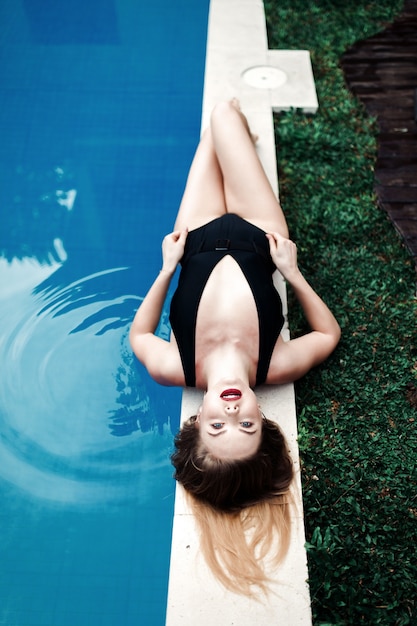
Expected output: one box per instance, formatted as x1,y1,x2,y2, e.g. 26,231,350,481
264,1,417,624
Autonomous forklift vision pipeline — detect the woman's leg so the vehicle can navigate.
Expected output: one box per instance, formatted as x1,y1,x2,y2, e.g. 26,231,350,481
210,99,289,238
173,128,227,232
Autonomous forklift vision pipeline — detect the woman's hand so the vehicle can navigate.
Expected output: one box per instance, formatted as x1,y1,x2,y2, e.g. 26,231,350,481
266,232,300,282
161,228,188,274
265,232,341,383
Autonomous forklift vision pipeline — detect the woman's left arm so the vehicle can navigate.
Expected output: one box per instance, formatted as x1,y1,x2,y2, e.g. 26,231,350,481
286,267,341,347
266,232,341,381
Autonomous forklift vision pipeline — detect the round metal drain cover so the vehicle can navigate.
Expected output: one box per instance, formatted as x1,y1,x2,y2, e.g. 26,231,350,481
242,66,287,89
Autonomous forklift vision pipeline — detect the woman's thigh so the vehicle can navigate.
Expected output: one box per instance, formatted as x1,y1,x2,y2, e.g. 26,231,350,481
210,100,289,238
174,129,227,232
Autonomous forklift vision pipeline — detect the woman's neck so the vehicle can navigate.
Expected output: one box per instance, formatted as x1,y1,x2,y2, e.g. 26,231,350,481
197,343,255,389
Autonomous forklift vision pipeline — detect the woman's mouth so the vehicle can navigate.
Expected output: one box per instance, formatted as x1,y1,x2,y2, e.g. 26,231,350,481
220,389,242,401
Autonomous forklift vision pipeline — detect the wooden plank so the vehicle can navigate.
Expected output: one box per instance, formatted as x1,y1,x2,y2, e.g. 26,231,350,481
378,158,417,168
354,89,415,100
343,73,417,87
343,50,417,61
378,137,417,158
366,107,413,121
376,185,417,203
383,202,417,218
343,64,417,77
376,167,417,186
376,120,417,134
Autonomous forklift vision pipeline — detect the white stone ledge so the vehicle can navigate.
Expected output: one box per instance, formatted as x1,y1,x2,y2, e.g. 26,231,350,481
166,1,315,624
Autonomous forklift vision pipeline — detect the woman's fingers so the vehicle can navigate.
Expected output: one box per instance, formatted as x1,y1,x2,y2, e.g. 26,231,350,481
163,230,186,251
178,227,188,244
161,228,188,272
265,231,283,252
266,232,298,279
168,228,188,243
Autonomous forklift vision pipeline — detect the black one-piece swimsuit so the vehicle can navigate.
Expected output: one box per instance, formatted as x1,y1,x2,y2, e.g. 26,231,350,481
169,213,284,387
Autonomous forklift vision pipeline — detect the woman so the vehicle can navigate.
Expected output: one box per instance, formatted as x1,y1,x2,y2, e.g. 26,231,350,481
130,99,340,594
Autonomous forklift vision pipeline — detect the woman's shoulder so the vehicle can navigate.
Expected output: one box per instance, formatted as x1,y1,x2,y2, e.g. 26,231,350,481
267,330,339,385
132,332,185,387
148,344,186,387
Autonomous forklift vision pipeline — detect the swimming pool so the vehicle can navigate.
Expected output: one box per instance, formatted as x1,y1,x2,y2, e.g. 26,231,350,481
0,1,209,624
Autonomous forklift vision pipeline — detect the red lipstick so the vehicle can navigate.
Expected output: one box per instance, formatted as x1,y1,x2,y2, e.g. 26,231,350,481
220,389,242,400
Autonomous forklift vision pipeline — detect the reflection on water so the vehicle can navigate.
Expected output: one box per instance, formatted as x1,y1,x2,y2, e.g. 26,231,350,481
35,266,138,335
0,255,179,504
0,162,77,264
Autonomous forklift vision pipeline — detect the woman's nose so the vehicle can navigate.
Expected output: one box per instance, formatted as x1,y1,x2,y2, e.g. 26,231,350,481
224,404,239,413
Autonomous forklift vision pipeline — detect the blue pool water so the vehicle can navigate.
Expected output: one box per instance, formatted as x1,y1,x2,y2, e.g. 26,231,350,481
0,1,209,624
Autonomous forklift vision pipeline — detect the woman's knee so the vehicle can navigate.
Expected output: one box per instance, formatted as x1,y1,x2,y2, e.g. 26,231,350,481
210,100,238,128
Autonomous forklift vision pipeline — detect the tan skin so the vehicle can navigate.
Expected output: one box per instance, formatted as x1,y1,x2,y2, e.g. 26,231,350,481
129,99,341,460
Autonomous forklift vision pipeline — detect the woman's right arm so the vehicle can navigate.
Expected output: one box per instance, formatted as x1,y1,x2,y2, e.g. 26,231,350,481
129,268,175,338
129,229,188,384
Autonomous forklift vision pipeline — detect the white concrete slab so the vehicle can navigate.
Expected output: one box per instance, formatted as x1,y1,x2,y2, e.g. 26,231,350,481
266,50,319,114
204,48,318,115
202,1,318,115
166,0,314,624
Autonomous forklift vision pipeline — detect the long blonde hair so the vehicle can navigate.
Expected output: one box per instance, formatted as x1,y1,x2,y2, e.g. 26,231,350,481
172,416,294,595
189,493,292,596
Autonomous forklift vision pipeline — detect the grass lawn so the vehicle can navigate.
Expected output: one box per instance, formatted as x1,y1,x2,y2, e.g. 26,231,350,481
264,1,417,624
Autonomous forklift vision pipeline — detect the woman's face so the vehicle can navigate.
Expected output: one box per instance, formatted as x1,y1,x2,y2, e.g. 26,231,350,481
196,381,263,460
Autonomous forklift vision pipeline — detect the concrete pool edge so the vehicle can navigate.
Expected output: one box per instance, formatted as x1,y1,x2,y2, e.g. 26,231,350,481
166,1,315,623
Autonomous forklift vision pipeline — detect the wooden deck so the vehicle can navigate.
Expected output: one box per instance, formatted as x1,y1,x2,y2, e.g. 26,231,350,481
341,0,417,267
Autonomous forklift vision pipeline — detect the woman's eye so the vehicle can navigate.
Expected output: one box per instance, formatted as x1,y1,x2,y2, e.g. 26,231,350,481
211,423,223,430
240,421,253,428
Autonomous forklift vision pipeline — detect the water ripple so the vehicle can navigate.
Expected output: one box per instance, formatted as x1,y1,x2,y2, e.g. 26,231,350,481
0,257,177,505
